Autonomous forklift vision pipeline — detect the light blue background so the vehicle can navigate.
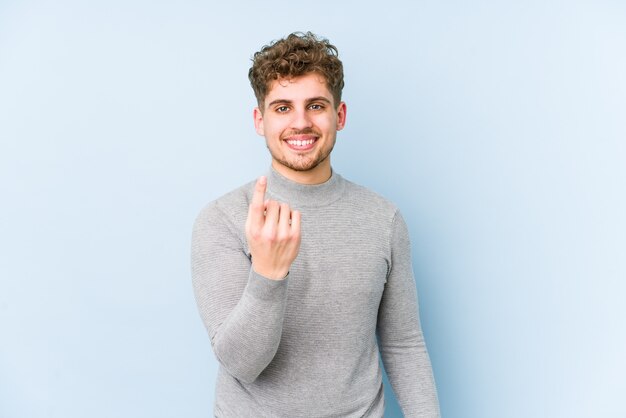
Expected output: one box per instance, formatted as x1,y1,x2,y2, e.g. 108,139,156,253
1,1,625,417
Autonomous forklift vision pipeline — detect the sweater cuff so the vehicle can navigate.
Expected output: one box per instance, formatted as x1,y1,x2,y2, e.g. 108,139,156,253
246,269,289,302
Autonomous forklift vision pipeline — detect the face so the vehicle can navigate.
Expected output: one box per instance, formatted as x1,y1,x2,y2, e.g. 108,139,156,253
254,73,346,184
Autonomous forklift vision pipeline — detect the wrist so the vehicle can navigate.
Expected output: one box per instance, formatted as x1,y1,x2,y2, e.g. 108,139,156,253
251,264,288,281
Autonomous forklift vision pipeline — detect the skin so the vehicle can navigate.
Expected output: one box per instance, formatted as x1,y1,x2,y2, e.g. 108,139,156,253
245,73,347,280
245,175,301,280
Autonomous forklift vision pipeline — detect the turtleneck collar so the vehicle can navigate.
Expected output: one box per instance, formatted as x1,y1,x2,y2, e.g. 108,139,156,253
265,166,346,208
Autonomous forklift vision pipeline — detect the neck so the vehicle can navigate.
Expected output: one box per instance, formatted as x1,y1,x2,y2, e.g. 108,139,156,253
266,165,345,208
271,158,332,185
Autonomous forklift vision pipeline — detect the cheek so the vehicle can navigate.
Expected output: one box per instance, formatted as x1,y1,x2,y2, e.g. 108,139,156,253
265,119,286,136
312,115,331,130
320,118,337,133
268,125,283,139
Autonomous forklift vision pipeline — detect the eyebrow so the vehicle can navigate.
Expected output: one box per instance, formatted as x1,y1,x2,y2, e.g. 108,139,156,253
267,96,332,108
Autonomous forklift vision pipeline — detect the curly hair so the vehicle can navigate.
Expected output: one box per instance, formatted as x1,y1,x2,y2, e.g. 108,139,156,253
248,32,344,108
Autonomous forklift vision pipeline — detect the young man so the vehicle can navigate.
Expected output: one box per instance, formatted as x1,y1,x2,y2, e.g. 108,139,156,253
191,32,440,417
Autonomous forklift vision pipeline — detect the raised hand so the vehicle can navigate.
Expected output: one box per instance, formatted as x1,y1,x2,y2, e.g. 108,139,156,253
245,176,301,280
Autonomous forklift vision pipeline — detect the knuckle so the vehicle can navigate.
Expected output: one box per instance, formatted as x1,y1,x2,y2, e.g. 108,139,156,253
263,229,276,242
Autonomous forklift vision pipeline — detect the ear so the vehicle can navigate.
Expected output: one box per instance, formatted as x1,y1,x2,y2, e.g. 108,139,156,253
253,107,264,136
336,101,347,131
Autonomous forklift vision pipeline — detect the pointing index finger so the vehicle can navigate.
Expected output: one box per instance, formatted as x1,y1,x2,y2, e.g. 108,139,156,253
248,176,267,229
252,176,267,207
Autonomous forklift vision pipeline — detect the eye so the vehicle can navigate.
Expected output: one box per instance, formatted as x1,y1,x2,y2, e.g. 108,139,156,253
309,103,324,111
276,105,289,113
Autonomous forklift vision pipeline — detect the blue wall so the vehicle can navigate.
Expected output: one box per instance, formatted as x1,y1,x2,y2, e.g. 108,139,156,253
1,1,624,417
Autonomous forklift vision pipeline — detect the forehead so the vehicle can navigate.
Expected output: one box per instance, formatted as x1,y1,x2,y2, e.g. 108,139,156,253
265,73,332,104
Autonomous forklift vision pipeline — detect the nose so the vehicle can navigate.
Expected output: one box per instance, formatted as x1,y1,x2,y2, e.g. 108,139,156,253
290,108,313,130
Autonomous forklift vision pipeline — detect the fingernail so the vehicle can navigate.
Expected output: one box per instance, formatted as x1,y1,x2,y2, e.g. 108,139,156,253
259,176,266,185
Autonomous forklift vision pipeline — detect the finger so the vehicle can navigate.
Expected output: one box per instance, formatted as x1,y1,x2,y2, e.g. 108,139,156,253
247,176,267,229
277,203,291,235
290,210,301,236
263,200,280,232
251,176,267,206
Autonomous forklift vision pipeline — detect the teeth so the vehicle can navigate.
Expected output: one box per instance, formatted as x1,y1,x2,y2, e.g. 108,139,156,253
287,139,315,146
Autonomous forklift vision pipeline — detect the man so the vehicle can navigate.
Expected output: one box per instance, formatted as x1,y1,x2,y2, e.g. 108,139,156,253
191,32,440,417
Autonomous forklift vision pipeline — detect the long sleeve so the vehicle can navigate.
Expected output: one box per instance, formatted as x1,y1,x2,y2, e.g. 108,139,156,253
191,202,288,383
377,210,441,418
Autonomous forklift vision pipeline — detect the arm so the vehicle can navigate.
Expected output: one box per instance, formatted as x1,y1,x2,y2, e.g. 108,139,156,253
191,177,301,383
377,210,441,418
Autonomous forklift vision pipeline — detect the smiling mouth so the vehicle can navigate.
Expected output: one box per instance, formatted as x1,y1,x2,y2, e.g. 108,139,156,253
284,136,318,150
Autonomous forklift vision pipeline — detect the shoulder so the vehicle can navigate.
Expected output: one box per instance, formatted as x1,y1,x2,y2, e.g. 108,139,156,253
193,180,256,231
338,176,408,259
341,176,399,220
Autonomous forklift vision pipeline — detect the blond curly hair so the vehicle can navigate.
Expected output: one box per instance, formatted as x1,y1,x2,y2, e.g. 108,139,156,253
248,32,344,108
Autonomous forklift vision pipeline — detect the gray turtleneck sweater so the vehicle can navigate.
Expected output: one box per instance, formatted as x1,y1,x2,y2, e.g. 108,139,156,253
191,168,440,417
